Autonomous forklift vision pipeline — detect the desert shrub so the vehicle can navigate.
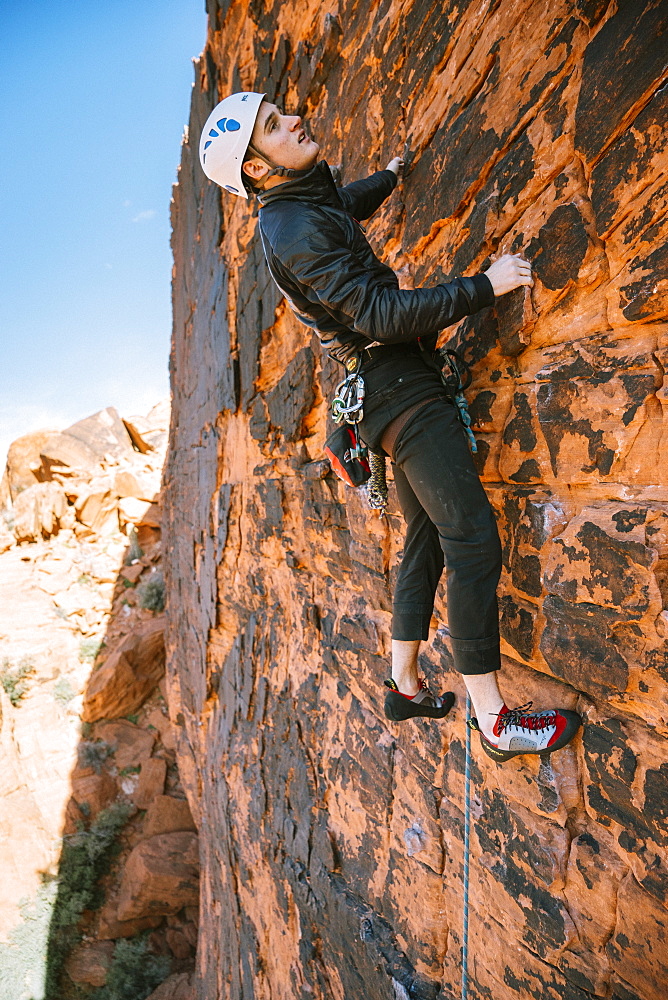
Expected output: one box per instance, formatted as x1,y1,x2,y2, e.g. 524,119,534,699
79,637,103,663
44,801,134,995
123,527,143,565
91,936,170,1000
77,740,115,774
0,655,35,706
137,573,165,613
53,676,76,707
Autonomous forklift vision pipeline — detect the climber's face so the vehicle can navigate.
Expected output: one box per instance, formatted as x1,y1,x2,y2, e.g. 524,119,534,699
242,100,319,187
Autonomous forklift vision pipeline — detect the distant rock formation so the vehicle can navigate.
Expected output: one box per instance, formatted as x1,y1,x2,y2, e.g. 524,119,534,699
165,2,668,999
0,399,197,998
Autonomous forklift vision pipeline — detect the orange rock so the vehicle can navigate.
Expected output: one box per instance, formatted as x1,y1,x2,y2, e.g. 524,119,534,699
96,896,163,941
64,940,114,987
133,757,168,809
142,795,196,838
144,972,195,1000
12,481,68,542
93,719,156,771
83,617,166,722
164,926,195,960
3,430,54,501
70,766,118,819
116,832,199,921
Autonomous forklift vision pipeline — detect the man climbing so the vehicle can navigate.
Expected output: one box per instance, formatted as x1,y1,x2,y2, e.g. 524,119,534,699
199,92,581,762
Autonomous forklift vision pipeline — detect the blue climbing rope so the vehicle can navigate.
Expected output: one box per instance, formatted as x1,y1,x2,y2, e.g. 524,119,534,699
462,693,472,1000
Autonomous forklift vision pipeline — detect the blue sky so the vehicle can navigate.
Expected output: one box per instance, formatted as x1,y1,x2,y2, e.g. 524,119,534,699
0,0,207,470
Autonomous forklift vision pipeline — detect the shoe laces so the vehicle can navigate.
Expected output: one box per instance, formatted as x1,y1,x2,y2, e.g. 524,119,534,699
496,702,556,734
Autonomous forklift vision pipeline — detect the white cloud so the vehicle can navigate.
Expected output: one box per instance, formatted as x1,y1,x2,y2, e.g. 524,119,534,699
131,209,156,223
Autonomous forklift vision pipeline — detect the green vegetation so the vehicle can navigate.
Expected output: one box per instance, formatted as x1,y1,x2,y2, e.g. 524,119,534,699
91,936,170,1000
53,677,76,708
137,574,165,613
0,655,36,706
79,637,103,664
123,527,143,565
121,577,136,589
78,740,115,774
44,801,134,995
118,765,141,777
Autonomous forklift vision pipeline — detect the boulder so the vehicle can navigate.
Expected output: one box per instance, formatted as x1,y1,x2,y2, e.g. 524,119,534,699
83,618,166,722
74,483,119,534
96,895,163,941
64,940,115,987
3,430,53,500
63,407,136,463
12,481,68,542
142,795,196,838
70,766,118,819
145,972,195,1000
118,496,159,528
93,720,156,771
133,757,167,809
116,832,199,920
39,432,104,479
114,470,159,502
123,399,170,454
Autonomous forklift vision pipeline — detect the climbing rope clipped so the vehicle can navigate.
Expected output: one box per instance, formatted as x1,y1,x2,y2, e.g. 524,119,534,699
462,692,472,1000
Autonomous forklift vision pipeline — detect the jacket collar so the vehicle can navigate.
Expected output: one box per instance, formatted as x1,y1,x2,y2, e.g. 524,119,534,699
257,159,343,209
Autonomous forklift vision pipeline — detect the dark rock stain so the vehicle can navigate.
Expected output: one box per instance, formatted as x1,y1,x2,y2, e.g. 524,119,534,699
574,0,668,164
540,596,629,693
526,203,589,290
503,392,537,451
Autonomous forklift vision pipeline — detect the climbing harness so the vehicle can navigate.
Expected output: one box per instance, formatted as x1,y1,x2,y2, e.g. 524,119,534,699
324,345,476,518
325,356,374,489
331,358,390,514
462,693,473,1000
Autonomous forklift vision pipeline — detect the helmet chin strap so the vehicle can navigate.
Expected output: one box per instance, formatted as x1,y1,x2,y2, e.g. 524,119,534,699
246,143,313,186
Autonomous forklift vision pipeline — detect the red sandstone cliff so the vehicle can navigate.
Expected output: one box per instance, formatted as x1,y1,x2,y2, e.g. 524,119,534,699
165,2,668,998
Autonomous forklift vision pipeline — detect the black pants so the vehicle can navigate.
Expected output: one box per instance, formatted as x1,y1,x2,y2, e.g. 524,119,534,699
358,349,502,675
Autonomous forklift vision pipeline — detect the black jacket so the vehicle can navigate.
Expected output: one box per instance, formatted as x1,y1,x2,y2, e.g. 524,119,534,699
257,160,495,366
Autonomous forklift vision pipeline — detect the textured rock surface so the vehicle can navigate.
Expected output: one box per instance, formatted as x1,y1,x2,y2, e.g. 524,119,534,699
165,2,668,998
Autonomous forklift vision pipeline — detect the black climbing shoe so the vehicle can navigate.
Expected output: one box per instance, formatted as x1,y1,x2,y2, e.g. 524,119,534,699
383,678,455,722
469,702,581,762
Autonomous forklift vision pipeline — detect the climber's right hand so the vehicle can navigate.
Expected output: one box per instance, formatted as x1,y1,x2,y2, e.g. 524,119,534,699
483,253,534,297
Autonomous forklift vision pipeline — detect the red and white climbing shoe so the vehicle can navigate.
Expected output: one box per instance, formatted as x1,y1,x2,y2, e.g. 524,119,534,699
384,677,455,722
470,702,581,761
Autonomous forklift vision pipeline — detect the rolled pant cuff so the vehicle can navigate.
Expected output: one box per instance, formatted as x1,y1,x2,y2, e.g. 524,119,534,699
449,634,501,675
392,606,433,642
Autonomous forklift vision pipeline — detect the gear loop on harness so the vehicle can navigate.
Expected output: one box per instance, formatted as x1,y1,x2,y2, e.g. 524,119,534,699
419,341,478,454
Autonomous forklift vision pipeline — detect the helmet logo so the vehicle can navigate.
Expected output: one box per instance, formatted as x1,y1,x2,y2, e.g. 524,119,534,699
215,118,241,133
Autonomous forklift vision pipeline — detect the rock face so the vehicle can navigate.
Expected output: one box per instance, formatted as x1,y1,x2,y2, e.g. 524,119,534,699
165,2,668,999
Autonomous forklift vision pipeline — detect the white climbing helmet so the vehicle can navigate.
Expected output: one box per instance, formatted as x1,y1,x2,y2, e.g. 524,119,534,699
199,91,266,198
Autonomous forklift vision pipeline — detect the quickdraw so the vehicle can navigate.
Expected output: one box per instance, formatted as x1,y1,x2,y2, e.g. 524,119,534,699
331,360,366,426
421,344,478,454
